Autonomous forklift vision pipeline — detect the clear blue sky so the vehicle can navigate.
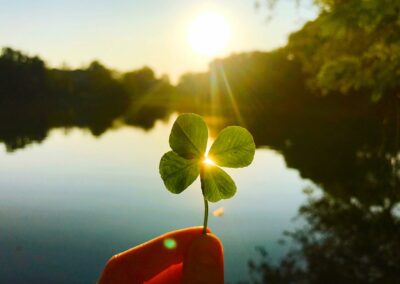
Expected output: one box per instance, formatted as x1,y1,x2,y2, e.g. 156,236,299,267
0,0,317,81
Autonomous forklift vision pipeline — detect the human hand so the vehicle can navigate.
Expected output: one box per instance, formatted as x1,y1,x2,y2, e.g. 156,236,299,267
98,227,224,284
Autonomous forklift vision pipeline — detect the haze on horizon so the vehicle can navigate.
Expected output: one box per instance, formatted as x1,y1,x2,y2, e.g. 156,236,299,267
0,0,317,82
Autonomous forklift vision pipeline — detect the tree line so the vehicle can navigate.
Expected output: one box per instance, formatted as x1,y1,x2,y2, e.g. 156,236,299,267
0,48,174,151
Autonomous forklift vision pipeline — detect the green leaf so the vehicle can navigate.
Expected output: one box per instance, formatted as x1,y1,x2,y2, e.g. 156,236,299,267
208,126,255,168
169,113,208,159
159,151,199,194
200,164,236,202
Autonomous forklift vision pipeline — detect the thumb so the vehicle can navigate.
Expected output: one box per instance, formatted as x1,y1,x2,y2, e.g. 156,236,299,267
182,233,224,284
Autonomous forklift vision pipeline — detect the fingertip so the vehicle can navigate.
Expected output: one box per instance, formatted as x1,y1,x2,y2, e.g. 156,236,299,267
182,234,224,284
204,233,222,249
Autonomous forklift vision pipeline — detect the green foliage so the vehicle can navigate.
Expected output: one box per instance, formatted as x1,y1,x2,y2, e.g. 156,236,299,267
159,151,200,194
169,113,208,159
200,165,237,202
316,56,363,94
287,0,400,100
159,113,255,203
208,126,256,168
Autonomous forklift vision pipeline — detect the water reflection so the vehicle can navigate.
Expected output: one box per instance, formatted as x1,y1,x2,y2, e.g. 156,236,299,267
248,189,400,283
0,48,172,152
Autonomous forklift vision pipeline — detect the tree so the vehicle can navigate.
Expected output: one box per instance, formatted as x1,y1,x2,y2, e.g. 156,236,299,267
286,0,400,101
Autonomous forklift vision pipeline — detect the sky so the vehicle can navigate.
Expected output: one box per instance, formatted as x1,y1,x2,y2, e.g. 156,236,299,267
0,0,317,82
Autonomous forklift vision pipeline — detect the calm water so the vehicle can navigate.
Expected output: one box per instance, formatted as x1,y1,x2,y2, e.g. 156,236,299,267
0,115,312,283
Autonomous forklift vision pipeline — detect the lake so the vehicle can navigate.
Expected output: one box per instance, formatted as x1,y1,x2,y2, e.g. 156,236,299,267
0,115,313,283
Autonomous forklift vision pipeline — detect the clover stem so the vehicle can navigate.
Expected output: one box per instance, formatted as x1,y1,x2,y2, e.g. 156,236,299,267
200,165,208,235
202,194,209,234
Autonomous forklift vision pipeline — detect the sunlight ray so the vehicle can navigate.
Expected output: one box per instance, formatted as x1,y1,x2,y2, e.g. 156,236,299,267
218,64,246,127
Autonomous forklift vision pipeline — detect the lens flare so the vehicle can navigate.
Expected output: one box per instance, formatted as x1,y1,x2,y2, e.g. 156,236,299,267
204,157,216,166
213,207,225,217
163,238,177,250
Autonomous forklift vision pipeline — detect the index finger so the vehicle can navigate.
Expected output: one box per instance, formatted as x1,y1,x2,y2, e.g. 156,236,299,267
98,226,211,284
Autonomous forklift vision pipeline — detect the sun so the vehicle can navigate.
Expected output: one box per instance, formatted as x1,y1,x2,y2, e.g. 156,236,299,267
187,12,231,57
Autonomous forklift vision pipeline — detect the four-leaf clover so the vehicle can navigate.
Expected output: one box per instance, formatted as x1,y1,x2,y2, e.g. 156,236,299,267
159,113,255,234
159,113,255,203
